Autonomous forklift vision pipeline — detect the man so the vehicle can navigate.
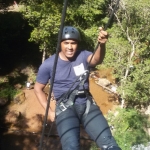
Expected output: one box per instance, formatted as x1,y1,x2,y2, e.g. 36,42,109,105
34,26,121,150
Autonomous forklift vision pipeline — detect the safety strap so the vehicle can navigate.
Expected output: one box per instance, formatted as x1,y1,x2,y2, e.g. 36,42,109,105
56,90,77,116
83,87,96,118
56,87,96,117
55,70,90,116
56,70,89,108
85,85,98,116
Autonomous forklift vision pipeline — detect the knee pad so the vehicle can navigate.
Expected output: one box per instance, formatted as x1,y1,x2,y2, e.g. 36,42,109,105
102,145,122,150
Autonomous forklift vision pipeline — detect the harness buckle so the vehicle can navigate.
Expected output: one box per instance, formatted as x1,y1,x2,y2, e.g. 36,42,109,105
77,90,85,95
59,102,67,111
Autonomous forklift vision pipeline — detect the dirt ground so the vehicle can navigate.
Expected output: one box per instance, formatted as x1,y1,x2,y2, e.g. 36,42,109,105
0,69,119,150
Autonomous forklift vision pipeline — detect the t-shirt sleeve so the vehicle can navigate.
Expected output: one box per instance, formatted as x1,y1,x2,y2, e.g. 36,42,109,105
83,50,92,62
36,61,51,84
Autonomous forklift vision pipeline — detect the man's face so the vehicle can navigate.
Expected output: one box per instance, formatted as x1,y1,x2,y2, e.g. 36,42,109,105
60,40,78,60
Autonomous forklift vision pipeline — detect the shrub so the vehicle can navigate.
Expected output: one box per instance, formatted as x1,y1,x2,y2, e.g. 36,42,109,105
106,108,150,150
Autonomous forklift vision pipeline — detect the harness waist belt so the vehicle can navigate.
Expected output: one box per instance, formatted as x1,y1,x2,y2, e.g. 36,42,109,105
55,90,96,116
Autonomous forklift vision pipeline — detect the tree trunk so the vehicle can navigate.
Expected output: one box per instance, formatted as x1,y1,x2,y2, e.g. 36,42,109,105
42,42,47,63
42,48,46,63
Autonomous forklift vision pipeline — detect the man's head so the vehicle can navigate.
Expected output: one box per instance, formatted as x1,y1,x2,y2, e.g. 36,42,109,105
60,26,80,61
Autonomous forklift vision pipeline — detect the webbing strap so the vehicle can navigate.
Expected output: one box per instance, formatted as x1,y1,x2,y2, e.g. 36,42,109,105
83,87,97,117
57,70,89,105
84,99,91,117
56,90,77,116
56,88,95,117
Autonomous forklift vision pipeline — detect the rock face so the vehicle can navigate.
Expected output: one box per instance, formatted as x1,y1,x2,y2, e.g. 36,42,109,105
95,78,111,87
13,91,26,104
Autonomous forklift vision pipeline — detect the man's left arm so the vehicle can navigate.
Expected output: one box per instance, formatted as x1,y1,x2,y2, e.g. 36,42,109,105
87,27,108,67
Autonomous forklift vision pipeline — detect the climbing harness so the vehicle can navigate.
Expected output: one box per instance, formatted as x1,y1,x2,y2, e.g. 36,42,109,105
56,89,96,116
55,70,96,117
39,0,120,149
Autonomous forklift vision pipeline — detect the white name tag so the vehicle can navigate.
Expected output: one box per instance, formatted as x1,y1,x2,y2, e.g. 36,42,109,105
73,63,85,76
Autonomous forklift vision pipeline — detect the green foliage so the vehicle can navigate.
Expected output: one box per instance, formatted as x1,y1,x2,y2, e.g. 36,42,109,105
20,0,63,54
0,74,22,100
0,65,37,103
0,82,20,99
106,108,150,150
66,0,108,27
104,26,130,70
120,60,150,106
20,0,109,55
102,0,150,106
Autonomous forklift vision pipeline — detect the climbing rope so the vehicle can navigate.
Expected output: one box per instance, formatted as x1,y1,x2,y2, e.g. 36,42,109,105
88,0,120,68
38,0,69,149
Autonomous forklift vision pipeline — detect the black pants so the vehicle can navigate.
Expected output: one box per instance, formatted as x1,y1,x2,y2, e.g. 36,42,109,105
56,103,120,150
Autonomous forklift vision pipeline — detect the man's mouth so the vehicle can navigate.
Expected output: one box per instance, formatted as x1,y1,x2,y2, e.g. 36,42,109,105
66,51,73,55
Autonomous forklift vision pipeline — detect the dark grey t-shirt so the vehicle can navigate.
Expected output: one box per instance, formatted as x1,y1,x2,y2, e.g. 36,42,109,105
36,50,92,104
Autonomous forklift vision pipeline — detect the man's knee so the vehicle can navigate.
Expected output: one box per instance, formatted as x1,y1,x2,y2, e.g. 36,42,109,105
101,145,122,150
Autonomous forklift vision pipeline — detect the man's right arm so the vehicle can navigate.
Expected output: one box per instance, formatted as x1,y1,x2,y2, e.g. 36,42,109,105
34,82,55,122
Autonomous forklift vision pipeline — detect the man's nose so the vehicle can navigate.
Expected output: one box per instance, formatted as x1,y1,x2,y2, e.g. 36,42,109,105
68,43,72,49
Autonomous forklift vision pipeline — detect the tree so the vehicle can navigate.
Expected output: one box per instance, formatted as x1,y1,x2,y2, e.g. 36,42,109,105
106,108,150,150
20,0,109,62
102,0,150,107
20,0,63,62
